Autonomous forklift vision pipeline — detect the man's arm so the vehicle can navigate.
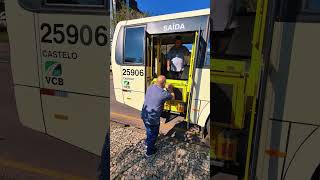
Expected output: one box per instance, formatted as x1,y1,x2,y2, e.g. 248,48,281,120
167,59,171,72
170,92,175,100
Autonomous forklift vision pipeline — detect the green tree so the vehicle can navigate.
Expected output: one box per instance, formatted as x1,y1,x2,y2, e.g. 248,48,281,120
112,2,150,28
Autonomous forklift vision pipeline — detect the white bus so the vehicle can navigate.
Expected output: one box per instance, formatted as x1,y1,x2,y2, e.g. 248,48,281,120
111,9,211,135
5,0,110,155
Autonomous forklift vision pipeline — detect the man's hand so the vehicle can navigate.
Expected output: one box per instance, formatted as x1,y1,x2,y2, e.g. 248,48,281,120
166,84,175,100
166,84,173,92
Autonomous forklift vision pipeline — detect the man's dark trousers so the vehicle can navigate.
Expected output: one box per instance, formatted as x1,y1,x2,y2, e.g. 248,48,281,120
143,121,160,155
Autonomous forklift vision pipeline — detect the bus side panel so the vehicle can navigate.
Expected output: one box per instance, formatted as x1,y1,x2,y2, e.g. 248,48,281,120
37,14,109,97
114,89,124,103
120,65,146,111
277,23,320,126
257,22,320,179
258,120,289,180
196,100,210,127
5,1,39,86
272,22,320,179
122,91,144,111
193,68,210,100
256,22,291,180
284,124,320,180
191,68,210,126
111,23,125,104
14,86,45,133
256,20,284,179
256,77,275,180
41,94,108,155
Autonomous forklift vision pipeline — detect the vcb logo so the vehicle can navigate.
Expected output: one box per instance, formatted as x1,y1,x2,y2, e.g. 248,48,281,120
44,61,64,86
123,80,130,89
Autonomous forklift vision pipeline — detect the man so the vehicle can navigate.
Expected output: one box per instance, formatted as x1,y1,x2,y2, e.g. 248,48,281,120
211,0,239,56
166,36,190,79
141,75,175,157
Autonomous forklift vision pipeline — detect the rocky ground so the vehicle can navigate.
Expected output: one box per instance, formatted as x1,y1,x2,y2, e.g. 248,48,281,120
110,122,210,180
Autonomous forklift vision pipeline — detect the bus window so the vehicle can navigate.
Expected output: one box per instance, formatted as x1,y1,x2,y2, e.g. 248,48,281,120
278,0,320,22
45,0,104,6
196,36,208,68
17,0,108,13
124,27,144,64
306,0,320,12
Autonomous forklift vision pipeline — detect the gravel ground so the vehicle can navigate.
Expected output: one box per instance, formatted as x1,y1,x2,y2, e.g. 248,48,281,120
110,122,210,180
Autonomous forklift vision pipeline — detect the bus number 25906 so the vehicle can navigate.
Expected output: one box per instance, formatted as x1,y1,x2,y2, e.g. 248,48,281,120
40,23,108,46
122,69,144,76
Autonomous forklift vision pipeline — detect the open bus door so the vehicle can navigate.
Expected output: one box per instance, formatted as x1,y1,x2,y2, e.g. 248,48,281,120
150,29,206,119
120,26,152,111
186,29,207,126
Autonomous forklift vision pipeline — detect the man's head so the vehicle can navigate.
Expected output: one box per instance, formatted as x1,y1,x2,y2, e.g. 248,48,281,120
175,36,182,48
156,75,166,88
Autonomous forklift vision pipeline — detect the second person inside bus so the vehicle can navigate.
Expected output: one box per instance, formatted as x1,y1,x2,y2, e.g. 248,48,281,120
166,36,191,79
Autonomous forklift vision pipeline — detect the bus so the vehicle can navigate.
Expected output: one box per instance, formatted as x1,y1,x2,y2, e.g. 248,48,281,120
5,0,110,155
111,9,211,137
210,0,320,179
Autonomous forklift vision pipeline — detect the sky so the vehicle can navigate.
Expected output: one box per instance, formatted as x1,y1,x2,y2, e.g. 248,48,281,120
136,0,210,16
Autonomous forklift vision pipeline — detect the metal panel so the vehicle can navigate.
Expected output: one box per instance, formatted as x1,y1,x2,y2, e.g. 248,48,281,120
260,120,289,180
37,13,109,97
284,123,320,180
14,85,46,133
6,0,40,87
270,22,320,125
122,91,145,111
41,93,108,155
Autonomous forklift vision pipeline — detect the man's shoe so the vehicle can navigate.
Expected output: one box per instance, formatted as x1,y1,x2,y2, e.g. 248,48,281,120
145,149,157,158
144,152,152,158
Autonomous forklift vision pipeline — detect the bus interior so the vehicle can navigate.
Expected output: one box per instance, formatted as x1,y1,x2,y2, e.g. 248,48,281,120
147,31,200,114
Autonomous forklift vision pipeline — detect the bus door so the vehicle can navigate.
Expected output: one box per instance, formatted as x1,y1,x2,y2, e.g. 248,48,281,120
120,26,149,110
145,32,153,89
186,30,208,125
